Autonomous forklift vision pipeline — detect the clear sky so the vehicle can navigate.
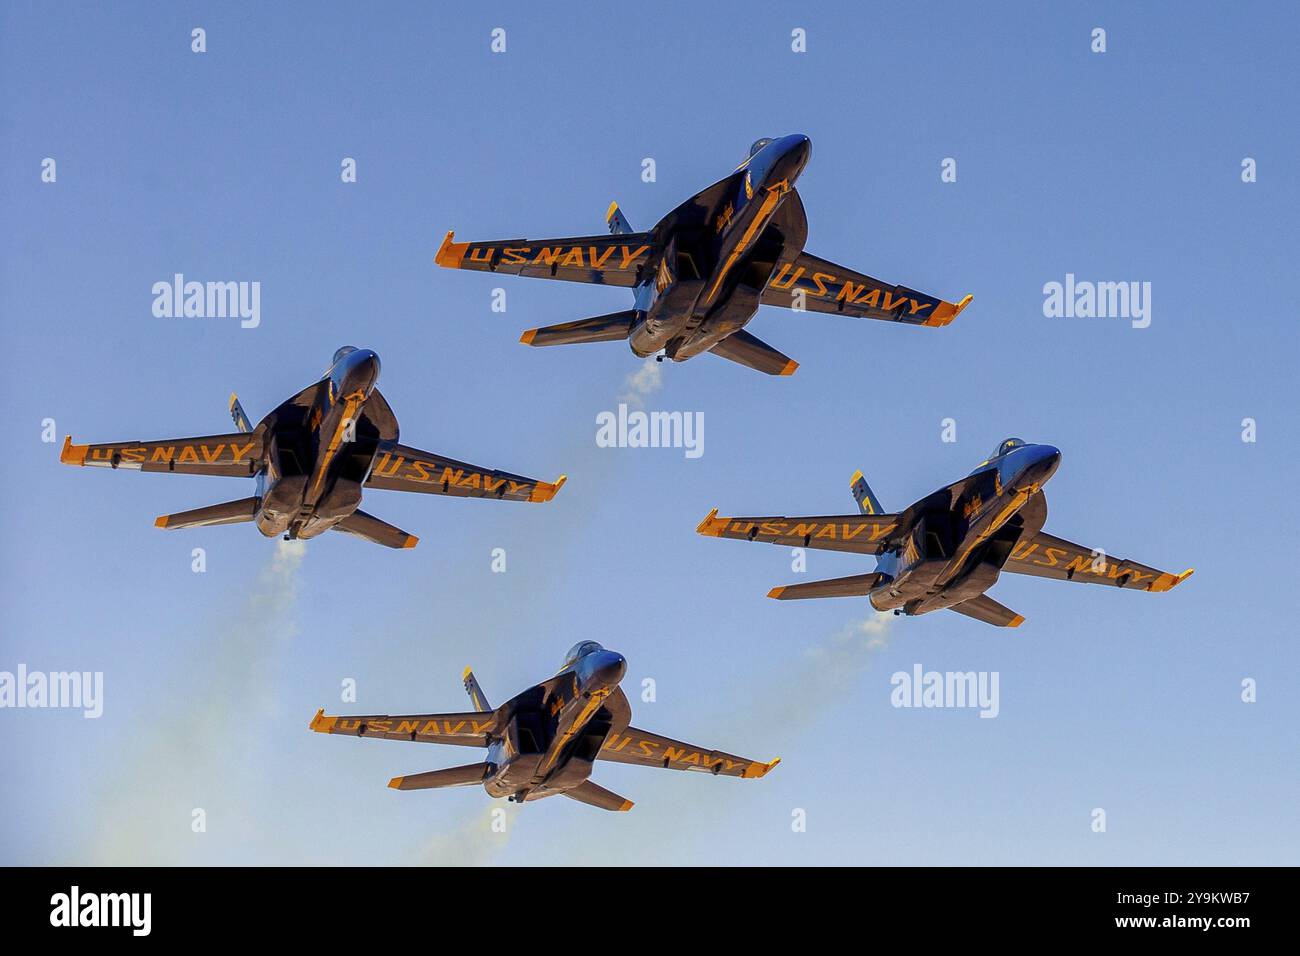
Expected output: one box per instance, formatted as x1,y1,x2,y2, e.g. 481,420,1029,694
2,1,1296,865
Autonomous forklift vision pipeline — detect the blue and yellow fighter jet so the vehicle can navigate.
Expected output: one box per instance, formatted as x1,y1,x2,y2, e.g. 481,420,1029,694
435,135,970,375
310,642,779,811
59,347,566,547
697,439,1193,627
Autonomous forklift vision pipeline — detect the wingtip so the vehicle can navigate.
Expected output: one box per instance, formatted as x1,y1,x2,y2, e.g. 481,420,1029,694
767,586,786,600
519,328,538,346
696,508,727,536
925,293,973,328
617,798,634,812
434,230,468,268
153,515,170,529
59,435,87,466
1152,568,1195,592
387,776,404,790
309,708,336,733
1007,614,1025,628
401,534,419,549
743,757,781,779
528,474,567,503
778,359,799,376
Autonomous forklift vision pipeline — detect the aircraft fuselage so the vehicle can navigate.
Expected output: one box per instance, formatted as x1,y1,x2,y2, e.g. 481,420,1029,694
254,347,388,541
870,443,1062,616
482,647,628,804
629,134,811,362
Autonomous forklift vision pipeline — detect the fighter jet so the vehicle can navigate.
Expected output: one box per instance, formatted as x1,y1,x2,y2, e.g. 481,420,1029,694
435,134,970,375
309,642,779,810
58,347,566,548
697,439,1192,627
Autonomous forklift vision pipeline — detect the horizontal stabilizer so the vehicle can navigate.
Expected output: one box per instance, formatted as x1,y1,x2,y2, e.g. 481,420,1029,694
334,509,418,549
949,594,1024,628
606,202,635,236
708,329,798,376
155,497,259,530
562,780,634,812
388,763,490,791
520,311,636,348
768,572,885,601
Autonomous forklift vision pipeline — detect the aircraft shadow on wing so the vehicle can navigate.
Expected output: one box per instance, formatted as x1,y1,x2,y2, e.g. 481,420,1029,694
698,438,1192,627
436,134,970,376
310,642,778,810
59,347,566,548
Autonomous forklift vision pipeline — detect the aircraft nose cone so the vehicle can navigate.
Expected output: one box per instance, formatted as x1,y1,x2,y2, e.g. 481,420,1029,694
343,350,380,395
587,651,627,689
787,133,811,163
769,134,811,185
1020,445,1061,489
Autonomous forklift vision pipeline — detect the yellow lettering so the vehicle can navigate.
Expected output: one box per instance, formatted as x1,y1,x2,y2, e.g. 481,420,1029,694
619,245,649,269
855,287,882,308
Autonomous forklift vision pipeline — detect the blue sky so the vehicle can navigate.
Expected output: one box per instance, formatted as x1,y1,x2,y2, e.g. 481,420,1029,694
1,0,1296,865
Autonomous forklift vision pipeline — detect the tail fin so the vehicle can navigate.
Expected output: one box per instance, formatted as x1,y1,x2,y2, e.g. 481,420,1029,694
333,510,418,549
850,470,884,515
388,763,490,791
606,201,635,236
155,497,259,530
462,667,492,712
708,329,798,376
768,572,885,601
562,780,634,812
229,393,253,433
520,310,636,348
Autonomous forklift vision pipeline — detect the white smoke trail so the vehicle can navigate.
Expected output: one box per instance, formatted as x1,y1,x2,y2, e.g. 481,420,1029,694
85,539,307,864
735,610,896,737
617,358,663,408
413,802,521,866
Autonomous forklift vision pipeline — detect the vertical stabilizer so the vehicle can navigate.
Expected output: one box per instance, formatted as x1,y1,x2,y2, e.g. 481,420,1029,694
850,469,884,515
463,667,492,712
